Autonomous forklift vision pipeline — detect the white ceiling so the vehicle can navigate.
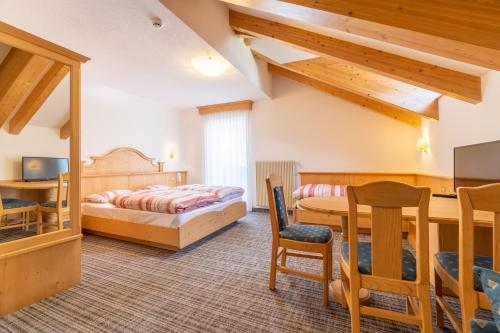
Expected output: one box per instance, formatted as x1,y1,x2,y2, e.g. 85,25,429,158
0,0,268,121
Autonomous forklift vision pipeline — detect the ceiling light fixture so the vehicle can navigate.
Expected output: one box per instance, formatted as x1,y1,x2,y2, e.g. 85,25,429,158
191,55,230,77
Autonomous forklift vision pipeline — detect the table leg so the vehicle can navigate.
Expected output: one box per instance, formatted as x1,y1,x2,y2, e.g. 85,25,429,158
330,215,371,305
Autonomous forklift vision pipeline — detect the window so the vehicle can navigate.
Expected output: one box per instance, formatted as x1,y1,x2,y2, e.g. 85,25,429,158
203,110,249,201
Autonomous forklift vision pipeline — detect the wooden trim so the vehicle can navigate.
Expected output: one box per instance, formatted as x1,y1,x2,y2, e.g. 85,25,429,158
279,0,500,51
197,100,253,115
60,119,71,139
230,10,482,103
9,62,69,134
219,0,500,70
0,20,90,63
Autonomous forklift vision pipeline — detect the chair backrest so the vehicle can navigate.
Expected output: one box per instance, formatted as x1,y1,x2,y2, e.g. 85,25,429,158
266,174,289,240
347,181,431,282
458,183,500,294
57,172,70,210
0,192,3,215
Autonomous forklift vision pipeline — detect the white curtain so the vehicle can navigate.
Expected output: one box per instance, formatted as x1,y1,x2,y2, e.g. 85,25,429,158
203,110,249,201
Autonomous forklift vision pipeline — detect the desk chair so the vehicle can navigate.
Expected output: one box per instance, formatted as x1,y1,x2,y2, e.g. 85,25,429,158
39,173,70,231
434,183,500,333
0,193,40,234
266,174,333,305
341,181,432,332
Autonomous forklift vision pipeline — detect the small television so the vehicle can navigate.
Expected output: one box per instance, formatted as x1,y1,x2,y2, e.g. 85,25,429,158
454,140,500,191
22,157,69,181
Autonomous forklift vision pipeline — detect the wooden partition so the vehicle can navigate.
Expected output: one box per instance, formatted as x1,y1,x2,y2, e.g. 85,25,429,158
0,21,89,316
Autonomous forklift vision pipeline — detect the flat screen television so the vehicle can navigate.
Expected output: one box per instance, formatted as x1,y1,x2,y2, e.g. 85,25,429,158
22,157,69,181
454,140,500,191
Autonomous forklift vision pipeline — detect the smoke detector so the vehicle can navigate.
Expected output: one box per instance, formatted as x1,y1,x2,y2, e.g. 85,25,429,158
152,17,163,29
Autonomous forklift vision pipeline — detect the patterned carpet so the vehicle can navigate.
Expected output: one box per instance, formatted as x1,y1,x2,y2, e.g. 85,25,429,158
0,212,473,332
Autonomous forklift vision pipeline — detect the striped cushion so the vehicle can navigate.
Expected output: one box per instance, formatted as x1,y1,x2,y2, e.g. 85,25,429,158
293,184,347,200
84,190,131,203
2,198,38,210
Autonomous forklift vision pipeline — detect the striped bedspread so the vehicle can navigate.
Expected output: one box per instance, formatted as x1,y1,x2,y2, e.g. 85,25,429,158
142,184,245,202
292,183,347,200
110,189,219,214
175,184,245,202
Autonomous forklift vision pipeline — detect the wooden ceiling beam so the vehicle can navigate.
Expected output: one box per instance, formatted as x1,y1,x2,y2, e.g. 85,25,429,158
230,10,482,104
60,119,71,139
220,0,500,70
0,48,52,127
9,62,69,134
279,0,500,51
269,63,423,128
197,100,253,115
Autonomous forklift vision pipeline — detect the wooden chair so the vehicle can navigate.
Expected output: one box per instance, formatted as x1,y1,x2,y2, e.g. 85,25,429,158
0,192,40,234
266,174,333,305
434,183,500,333
341,181,432,332
38,173,70,231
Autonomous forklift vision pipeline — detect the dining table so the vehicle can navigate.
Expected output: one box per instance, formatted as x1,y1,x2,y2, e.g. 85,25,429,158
297,195,495,304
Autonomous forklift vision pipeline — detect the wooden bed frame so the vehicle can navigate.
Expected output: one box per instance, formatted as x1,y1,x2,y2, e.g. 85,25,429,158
294,172,452,231
81,147,247,250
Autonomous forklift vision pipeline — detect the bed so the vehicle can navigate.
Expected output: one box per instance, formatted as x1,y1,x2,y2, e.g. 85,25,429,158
81,148,247,250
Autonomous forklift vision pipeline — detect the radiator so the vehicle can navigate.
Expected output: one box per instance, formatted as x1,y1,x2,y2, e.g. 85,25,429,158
255,161,298,208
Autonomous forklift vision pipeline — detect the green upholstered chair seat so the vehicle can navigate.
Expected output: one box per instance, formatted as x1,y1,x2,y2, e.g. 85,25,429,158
41,200,67,209
341,242,417,281
2,198,38,210
470,319,499,333
435,252,492,291
279,224,332,244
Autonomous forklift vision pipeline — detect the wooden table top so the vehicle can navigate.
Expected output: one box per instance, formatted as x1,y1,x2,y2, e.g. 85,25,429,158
299,196,494,227
0,180,60,190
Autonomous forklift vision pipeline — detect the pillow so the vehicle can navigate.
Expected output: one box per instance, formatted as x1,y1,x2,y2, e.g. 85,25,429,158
84,190,131,203
480,267,500,330
292,183,347,200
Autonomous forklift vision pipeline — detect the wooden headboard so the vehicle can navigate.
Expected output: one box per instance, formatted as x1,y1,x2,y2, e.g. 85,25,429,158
81,147,187,196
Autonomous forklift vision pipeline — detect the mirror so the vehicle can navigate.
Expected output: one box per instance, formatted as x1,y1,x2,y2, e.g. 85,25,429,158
0,41,71,243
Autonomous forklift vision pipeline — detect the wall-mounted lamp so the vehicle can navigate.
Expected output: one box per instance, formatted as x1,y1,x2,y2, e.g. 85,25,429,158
416,137,429,153
168,147,176,160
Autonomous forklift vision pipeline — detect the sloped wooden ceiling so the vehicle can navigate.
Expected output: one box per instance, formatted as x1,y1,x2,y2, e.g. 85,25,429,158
230,11,482,104
220,0,500,70
0,47,69,135
224,2,497,127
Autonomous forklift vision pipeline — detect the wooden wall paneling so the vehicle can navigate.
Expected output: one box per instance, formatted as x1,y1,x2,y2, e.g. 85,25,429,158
197,100,253,115
0,48,52,127
9,62,69,134
415,174,454,195
219,0,500,70
279,0,500,51
268,64,423,128
230,10,482,103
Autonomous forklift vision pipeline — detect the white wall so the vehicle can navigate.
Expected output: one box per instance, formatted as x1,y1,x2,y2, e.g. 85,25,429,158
0,125,69,180
81,85,185,171
182,75,420,187
418,71,500,177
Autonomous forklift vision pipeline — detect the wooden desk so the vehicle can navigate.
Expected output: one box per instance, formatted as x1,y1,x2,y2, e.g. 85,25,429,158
298,196,494,303
0,180,59,190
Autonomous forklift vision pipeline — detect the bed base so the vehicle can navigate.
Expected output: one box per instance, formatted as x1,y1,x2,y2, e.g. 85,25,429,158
82,201,247,250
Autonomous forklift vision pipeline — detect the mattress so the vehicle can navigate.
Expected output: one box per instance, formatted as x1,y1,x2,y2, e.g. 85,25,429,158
81,197,243,228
